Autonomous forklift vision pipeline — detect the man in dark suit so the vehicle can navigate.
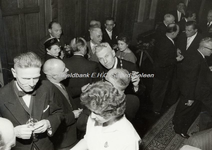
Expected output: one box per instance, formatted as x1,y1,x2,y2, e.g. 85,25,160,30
195,37,212,131
177,21,202,59
151,23,183,115
102,17,118,49
87,26,103,62
173,24,203,138
95,42,144,95
154,14,175,46
43,59,82,150
0,52,63,150
38,21,70,62
63,37,100,109
170,1,186,23
178,10,196,33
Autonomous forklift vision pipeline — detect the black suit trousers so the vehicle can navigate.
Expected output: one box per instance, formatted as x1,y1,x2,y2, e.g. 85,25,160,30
173,96,201,134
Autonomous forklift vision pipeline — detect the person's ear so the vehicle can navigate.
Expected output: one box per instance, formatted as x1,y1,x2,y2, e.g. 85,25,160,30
11,68,16,78
113,24,115,28
48,29,52,34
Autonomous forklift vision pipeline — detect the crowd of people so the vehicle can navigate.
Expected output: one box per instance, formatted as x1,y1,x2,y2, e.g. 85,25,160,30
0,1,212,150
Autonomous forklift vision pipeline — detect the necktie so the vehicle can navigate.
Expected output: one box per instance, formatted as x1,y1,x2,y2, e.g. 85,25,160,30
186,37,191,50
60,84,72,107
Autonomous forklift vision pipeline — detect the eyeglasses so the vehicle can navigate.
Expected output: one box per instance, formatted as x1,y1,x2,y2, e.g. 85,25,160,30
204,47,212,51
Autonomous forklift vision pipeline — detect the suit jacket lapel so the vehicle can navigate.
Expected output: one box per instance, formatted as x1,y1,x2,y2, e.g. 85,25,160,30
4,82,30,125
32,91,46,120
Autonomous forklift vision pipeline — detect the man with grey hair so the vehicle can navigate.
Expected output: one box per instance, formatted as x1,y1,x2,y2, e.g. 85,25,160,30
95,42,144,95
87,26,103,62
0,52,63,150
43,58,82,150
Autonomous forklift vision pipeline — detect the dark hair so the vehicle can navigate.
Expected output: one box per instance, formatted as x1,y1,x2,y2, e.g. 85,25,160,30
117,33,131,45
185,21,198,30
48,21,60,29
44,38,60,50
185,10,196,18
105,17,115,24
166,23,178,33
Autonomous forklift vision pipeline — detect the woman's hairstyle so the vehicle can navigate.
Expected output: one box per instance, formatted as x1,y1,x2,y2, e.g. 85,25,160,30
70,37,87,53
80,81,126,118
117,33,131,45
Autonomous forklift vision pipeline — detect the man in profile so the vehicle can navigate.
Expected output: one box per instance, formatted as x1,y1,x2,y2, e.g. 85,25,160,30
43,59,82,149
0,52,63,150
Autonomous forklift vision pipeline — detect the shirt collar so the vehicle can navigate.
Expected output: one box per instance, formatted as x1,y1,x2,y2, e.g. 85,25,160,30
74,54,84,57
113,57,118,69
166,35,175,45
198,49,205,58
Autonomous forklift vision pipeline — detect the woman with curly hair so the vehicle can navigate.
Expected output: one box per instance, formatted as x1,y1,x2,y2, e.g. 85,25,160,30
71,81,141,150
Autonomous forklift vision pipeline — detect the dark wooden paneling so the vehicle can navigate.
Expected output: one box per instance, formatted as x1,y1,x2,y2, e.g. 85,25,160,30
24,0,38,7
0,0,47,84
1,0,18,10
25,13,40,52
3,16,23,62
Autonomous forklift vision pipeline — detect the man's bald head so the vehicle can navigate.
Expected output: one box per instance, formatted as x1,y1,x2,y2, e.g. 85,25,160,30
43,59,69,82
164,14,175,26
0,118,16,150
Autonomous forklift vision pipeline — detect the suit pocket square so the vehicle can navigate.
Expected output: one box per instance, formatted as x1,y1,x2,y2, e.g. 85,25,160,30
43,105,49,113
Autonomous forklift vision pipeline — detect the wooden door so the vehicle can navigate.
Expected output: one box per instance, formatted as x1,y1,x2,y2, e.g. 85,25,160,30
0,0,50,84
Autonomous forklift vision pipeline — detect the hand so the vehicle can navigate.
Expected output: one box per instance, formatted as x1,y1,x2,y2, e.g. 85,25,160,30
185,100,194,106
14,124,34,139
33,119,51,134
73,108,83,118
176,55,184,61
209,66,212,71
131,71,140,92
177,49,182,56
